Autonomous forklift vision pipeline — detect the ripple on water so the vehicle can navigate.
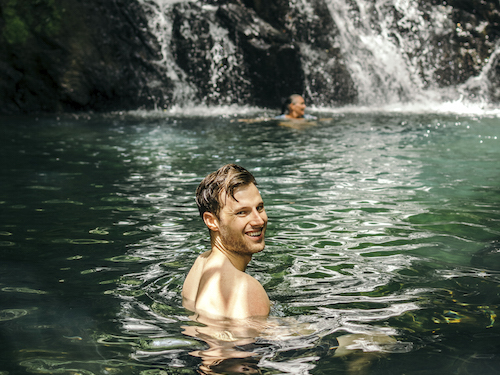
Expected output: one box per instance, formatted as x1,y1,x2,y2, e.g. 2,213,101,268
0,309,29,321
2,287,48,295
108,255,145,262
101,196,130,202
88,227,109,235
26,186,61,191
51,239,111,245
144,193,169,199
20,359,94,375
42,199,83,205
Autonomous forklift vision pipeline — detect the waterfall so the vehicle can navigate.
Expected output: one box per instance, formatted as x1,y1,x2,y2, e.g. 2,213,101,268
137,0,251,106
324,0,427,104
137,0,197,104
321,0,469,105
137,0,496,108
460,41,500,104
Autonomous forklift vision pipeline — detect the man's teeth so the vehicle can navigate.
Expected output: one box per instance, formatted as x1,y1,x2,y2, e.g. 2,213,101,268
247,230,262,237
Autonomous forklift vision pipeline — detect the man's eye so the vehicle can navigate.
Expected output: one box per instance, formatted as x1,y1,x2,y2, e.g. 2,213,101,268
257,205,264,212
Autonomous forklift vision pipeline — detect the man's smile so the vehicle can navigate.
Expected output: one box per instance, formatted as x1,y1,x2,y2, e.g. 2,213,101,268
246,229,263,238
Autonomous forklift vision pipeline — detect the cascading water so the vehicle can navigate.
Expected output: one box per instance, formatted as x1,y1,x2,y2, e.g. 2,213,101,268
138,0,250,106
321,0,491,106
137,0,198,104
138,0,497,108
322,0,434,104
460,40,500,104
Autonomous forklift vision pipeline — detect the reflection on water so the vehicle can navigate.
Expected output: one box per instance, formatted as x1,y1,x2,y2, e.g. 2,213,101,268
0,111,499,374
180,313,410,375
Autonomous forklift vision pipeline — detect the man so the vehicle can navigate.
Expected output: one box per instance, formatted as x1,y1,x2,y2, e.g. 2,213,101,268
275,94,317,120
182,164,270,320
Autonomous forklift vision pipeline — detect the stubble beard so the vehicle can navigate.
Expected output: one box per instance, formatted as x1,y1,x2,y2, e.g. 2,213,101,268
218,223,265,256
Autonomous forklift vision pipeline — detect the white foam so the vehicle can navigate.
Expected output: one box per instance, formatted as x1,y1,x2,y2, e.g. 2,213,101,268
310,98,500,117
126,104,270,118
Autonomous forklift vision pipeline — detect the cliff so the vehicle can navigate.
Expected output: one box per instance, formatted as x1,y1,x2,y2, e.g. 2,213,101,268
1,0,499,114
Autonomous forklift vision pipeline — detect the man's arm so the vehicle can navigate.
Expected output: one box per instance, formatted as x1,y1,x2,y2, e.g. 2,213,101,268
242,275,270,317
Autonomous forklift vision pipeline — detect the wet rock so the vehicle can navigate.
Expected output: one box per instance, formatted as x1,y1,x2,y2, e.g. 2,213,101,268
0,0,170,114
170,2,253,105
2,0,500,113
216,0,356,106
420,0,500,88
216,2,304,107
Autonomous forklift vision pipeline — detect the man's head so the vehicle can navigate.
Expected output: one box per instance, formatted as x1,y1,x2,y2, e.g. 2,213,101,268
196,164,257,219
196,164,267,254
281,94,306,118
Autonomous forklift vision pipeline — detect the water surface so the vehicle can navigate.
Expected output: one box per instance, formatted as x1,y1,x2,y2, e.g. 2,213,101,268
1,110,499,374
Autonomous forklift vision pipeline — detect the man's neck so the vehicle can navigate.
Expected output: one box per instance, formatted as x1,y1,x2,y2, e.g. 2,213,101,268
211,236,251,272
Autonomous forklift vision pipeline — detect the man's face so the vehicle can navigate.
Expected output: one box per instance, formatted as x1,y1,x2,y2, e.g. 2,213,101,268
289,96,306,118
217,183,268,255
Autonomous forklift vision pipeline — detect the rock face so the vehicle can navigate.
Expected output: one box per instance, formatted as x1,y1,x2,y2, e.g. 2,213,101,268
1,0,500,114
0,0,170,114
166,0,355,108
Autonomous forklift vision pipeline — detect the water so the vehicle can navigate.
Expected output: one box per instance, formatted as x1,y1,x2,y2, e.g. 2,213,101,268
1,107,499,374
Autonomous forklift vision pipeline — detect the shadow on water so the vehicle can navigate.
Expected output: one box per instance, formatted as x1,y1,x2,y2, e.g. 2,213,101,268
471,240,500,271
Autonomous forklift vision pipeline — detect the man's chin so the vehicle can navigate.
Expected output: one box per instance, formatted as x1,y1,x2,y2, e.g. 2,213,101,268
242,239,265,254
251,240,265,253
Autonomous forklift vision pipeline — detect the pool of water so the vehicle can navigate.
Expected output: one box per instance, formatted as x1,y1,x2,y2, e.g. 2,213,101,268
1,109,499,374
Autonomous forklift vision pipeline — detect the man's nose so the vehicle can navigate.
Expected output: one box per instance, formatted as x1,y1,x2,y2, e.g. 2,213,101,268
250,209,265,225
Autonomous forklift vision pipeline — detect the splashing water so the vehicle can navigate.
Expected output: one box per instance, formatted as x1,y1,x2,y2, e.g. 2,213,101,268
139,0,500,111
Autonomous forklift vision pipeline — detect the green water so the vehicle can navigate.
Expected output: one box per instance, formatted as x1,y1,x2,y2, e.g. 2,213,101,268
0,111,499,374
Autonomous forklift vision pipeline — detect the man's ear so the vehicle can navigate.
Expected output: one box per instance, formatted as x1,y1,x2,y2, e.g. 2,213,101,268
203,212,219,232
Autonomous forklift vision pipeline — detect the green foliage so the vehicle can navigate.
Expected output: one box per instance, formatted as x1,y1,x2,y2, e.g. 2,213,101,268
0,0,62,45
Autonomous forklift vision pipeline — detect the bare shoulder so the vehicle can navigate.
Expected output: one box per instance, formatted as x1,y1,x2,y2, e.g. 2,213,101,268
189,250,211,272
194,266,270,319
232,272,270,318
182,250,212,310
183,250,270,319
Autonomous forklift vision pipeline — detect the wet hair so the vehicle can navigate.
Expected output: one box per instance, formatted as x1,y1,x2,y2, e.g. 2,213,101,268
281,94,302,115
195,164,257,218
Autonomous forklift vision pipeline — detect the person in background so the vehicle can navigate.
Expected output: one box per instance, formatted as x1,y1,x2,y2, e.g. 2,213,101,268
275,94,317,120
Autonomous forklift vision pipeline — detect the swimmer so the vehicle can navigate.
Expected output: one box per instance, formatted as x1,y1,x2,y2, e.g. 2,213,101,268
182,164,270,320
234,94,323,126
275,94,317,120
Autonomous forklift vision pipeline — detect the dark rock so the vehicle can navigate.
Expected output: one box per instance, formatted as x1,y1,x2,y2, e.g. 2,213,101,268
0,0,170,114
170,2,252,105
216,1,356,106
217,2,304,107
420,0,499,88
